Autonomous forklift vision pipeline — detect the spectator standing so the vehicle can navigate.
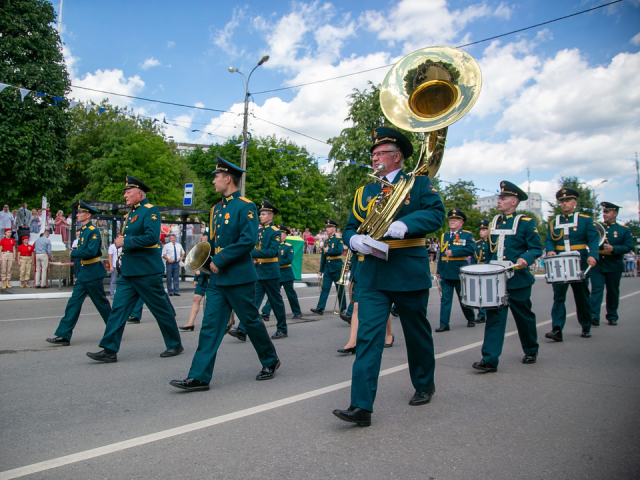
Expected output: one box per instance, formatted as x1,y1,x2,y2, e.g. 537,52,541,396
34,229,53,288
1,228,17,288
162,234,184,296
186,217,194,237
108,233,122,296
16,202,32,240
53,210,68,243
306,232,315,254
11,209,18,236
160,216,170,244
30,209,39,233
0,205,12,231
17,235,35,287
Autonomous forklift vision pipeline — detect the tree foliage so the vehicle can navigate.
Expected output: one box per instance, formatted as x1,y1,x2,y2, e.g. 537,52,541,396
435,179,481,239
547,176,600,220
0,0,71,205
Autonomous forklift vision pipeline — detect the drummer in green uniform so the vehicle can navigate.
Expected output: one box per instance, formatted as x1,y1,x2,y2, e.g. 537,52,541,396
590,202,633,326
472,219,490,324
87,176,183,363
435,209,476,331
544,187,600,341
170,157,279,391
472,181,543,372
311,219,347,315
46,200,111,346
261,225,303,322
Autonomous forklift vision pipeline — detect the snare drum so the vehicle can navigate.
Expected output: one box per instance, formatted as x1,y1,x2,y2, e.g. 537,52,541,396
544,252,583,283
459,264,509,310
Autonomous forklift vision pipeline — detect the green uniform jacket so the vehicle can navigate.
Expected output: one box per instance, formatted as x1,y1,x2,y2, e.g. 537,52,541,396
194,270,210,287
319,234,344,275
120,199,163,276
278,241,295,283
208,191,259,286
251,222,281,280
545,213,600,270
343,170,445,292
350,253,363,283
70,221,106,282
597,222,633,273
488,214,543,289
436,230,475,281
472,238,490,265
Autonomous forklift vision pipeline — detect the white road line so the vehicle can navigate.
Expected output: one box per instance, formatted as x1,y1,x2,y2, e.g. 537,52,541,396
2,290,638,480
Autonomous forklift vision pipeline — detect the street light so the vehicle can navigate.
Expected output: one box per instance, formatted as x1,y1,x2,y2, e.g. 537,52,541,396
228,55,270,195
581,179,608,220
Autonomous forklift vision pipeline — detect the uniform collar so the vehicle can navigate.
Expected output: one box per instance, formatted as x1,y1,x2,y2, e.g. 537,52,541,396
223,190,241,204
132,198,149,210
449,229,460,235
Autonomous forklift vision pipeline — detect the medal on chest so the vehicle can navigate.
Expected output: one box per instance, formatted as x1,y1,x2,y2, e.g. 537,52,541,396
224,213,230,225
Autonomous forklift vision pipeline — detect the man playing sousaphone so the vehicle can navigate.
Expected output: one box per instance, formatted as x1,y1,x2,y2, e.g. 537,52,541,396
472,181,543,373
545,187,600,341
332,126,445,427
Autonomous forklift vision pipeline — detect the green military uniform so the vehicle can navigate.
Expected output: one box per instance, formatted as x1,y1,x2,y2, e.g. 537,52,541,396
314,220,347,313
345,254,363,317
475,182,543,371
472,219,491,323
436,209,476,330
590,202,633,325
95,177,182,356
340,127,445,413
186,158,278,384
262,226,302,319
49,201,111,343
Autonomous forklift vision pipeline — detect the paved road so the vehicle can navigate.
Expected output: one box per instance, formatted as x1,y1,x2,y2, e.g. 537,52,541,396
1,279,639,479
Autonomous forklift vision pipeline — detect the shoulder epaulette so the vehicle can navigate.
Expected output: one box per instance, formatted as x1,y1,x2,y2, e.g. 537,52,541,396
271,225,279,231
620,223,630,229
463,230,472,234
284,242,291,246
239,197,252,203
521,217,532,221
144,203,154,208
88,225,95,230
579,214,590,218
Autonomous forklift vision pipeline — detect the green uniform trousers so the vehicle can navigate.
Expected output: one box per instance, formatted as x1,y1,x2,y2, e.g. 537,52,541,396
130,297,144,320
551,280,592,332
54,278,112,340
480,286,538,367
317,270,346,312
99,274,181,353
590,270,622,322
351,288,435,413
237,278,288,334
262,280,302,317
439,279,476,327
476,308,486,321
188,282,279,383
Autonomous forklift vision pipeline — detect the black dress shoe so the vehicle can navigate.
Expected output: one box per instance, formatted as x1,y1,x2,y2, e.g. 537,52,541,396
46,336,70,346
337,347,356,355
261,312,270,321
292,314,303,319
173,293,180,296
390,306,399,318
472,360,497,373
332,406,371,427
545,329,563,342
339,312,352,324
581,330,592,338
271,331,288,340
522,354,537,364
435,326,450,332
256,359,280,380
475,317,486,324
608,319,618,325
160,345,184,357
86,349,117,363
179,325,195,331
168,293,174,296
127,317,140,324
467,321,476,327
310,308,324,315
409,385,436,406
384,335,395,348
590,317,600,327
227,328,247,342
169,378,210,392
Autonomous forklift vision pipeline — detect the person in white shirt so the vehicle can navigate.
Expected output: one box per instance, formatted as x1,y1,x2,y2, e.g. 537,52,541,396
0,205,12,231
108,233,123,296
162,234,184,296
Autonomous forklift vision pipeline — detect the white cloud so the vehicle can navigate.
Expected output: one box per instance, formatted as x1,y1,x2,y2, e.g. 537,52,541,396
140,57,161,70
212,6,247,56
167,40,175,49
194,102,205,108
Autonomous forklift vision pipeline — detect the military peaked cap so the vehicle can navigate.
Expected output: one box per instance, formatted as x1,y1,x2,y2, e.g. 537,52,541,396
213,155,246,176
600,201,620,211
278,225,291,235
259,199,280,214
370,126,413,159
325,219,339,228
77,200,101,215
478,219,489,229
447,209,466,222
556,187,579,201
498,180,528,201
124,175,151,192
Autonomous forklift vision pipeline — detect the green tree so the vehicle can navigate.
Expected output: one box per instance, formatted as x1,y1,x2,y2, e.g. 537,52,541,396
435,179,481,239
0,0,71,204
547,176,600,220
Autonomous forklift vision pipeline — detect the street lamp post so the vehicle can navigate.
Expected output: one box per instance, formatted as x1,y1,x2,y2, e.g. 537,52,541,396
581,180,608,220
228,55,269,196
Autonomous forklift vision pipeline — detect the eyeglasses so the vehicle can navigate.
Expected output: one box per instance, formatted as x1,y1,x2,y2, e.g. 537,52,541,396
370,150,396,159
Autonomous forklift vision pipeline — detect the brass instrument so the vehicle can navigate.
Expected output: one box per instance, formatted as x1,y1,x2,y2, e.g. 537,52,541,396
337,46,482,286
184,242,212,274
594,222,607,246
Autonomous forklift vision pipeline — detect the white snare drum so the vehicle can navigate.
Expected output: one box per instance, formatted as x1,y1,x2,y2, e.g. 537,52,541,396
544,252,583,283
460,264,509,309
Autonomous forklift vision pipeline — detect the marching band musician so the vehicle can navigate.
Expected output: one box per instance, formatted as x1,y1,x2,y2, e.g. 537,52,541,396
170,157,280,392
472,219,490,324
472,182,543,373
544,187,599,342
333,126,445,427
310,219,347,316
435,209,476,331
589,202,633,326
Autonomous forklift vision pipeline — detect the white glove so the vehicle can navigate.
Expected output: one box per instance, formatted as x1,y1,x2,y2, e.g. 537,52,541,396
385,221,408,239
350,234,373,255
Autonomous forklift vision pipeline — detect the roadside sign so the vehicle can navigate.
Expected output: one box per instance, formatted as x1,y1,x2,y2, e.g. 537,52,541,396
183,183,194,207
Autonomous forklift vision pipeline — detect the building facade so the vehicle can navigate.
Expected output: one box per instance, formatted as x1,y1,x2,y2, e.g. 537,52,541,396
474,192,542,219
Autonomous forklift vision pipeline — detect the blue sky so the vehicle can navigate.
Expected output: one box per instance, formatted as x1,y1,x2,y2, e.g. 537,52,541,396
55,0,640,220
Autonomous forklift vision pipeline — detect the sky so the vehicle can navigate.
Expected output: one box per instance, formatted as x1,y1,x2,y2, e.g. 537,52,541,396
53,0,640,221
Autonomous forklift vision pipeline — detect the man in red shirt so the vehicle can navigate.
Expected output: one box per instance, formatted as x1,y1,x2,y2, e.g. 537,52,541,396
0,228,17,289
17,236,35,287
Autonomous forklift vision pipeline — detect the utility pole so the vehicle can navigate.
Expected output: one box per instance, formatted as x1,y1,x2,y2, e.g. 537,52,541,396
527,167,531,211
228,55,269,196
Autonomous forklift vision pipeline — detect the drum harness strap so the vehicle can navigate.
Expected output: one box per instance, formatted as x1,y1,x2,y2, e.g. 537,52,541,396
550,213,579,253
489,214,524,278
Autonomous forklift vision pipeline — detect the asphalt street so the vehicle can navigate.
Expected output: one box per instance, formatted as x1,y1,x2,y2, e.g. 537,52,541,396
1,278,639,480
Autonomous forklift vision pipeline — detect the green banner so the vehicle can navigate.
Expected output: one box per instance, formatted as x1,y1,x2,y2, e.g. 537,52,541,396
287,235,304,281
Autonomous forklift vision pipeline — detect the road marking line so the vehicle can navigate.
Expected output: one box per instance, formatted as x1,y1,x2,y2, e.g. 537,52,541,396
2,290,638,479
